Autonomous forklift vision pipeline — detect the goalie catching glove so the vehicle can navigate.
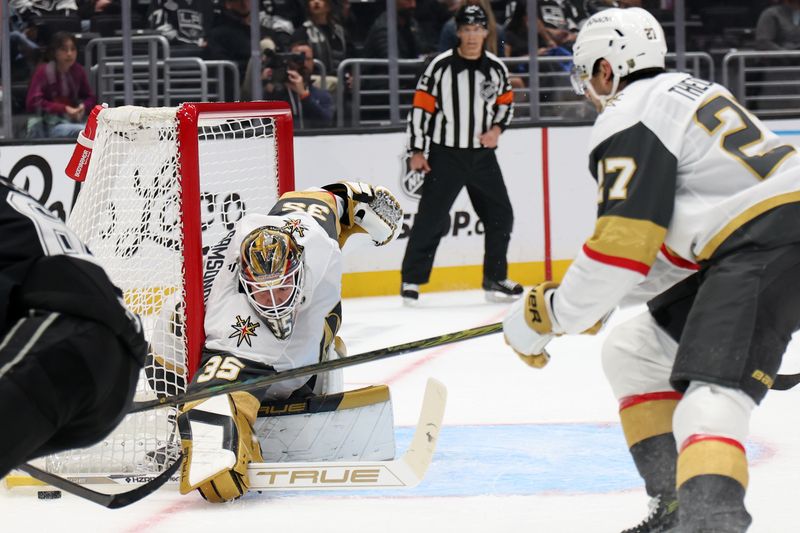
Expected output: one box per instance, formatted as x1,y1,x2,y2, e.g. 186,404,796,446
322,181,403,246
178,391,263,502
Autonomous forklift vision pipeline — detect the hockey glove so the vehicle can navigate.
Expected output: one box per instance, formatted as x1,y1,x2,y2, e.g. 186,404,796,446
179,391,263,502
502,282,560,368
322,181,403,246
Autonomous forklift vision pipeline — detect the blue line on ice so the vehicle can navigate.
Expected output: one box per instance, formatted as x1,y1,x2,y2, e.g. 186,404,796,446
254,423,766,499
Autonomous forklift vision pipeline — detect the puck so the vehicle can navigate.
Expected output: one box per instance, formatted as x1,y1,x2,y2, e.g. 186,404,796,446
37,490,62,500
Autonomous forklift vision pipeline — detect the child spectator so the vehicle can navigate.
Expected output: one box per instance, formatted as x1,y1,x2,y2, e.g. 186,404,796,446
25,32,95,138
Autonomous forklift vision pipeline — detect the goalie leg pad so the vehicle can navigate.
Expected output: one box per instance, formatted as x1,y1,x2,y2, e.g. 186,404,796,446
179,391,263,502
255,385,396,462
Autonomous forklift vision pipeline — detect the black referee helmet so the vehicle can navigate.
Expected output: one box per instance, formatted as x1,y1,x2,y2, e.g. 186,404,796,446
455,4,488,28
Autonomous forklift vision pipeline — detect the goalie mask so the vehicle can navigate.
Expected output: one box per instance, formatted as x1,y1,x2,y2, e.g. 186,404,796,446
239,226,305,339
570,7,666,108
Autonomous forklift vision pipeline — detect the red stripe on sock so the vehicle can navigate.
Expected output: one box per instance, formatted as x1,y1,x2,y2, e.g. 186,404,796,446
619,391,683,411
680,434,746,454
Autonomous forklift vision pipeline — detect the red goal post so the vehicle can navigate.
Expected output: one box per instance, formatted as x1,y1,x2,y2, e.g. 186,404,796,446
177,102,295,380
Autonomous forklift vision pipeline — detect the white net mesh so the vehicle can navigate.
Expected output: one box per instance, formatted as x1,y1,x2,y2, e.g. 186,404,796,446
46,104,285,479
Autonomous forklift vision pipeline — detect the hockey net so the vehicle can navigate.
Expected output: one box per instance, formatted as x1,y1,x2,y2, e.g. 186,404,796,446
42,102,294,482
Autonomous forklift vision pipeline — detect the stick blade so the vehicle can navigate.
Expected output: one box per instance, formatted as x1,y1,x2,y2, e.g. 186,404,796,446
399,378,447,485
18,453,183,509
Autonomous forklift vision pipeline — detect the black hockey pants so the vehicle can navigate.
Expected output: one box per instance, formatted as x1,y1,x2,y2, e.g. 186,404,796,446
401,144,514,284
0,311,139,478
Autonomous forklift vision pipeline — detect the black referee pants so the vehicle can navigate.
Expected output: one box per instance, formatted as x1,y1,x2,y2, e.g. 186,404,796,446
402,144,514,285
0,311,140,478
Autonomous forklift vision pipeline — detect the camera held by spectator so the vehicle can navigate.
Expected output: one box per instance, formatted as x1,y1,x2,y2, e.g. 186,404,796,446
261,41,334,129
262,49,307,86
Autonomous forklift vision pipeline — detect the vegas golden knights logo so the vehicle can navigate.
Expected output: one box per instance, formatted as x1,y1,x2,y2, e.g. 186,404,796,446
229,315,260,347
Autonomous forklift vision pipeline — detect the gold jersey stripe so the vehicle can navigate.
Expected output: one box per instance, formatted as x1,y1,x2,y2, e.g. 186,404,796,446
338,385,391,410
677,438,748,489
619,397,679,448
697,192,800,261
586,216,666,269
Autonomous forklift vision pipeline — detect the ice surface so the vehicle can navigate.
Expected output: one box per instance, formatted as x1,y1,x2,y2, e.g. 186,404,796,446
2,290,799,532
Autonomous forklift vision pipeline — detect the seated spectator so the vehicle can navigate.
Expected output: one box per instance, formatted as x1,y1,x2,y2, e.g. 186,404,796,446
363,0,433,59
292,0,350,74
438,0,503,54
11,0,81,49
337,0,362,49
755,0,800,50
261,40,334,128
208,0,257,82
9,18,41,84
268,0,306,28
414,0,451,46
259,0,295,50
148,0,213,54
538,0,583,50
25,31,95,138
504,1,557,57
78,0,121,18
10,0,79,22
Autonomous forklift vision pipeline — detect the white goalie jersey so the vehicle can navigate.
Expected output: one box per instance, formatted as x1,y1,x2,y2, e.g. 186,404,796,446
553,72,800,333
203,210,342,399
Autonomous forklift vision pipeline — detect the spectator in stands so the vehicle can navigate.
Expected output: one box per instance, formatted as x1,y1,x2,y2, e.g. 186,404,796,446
363,0,433,59
259,0,295,50
338,0,366,48
25,32,95,139
504,1,557,56
755,0,800,50
208,0,258,82
538,0,583,50
439,0,503,54
78,0,121,18
10,0,80,23
268,0,307,28
261,40,334,128
148,0,213,55
9,20,41,85
293,0,350,75
415,0,452,48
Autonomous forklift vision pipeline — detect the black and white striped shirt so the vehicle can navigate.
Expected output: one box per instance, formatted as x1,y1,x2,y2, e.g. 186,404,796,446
406,49,514,151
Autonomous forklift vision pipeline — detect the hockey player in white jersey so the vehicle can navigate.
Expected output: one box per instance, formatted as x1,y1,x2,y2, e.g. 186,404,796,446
504,7,800,533
177,181,402,502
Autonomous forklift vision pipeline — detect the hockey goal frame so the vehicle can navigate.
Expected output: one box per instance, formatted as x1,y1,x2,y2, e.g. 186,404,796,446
177,101,295,381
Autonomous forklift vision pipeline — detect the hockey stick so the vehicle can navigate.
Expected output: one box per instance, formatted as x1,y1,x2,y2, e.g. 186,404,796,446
16,453,183,509
131,322,501,413
247,378,446,490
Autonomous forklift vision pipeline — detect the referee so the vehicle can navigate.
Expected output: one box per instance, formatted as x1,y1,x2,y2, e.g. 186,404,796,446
401,4,522,304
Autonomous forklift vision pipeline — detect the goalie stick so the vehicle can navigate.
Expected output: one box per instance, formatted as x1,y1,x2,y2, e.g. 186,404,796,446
132,322,501,413
16,453,183,509
247,378,446,490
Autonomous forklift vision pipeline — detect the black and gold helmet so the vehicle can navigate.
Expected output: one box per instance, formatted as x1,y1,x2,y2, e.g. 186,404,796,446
238,226,305,338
